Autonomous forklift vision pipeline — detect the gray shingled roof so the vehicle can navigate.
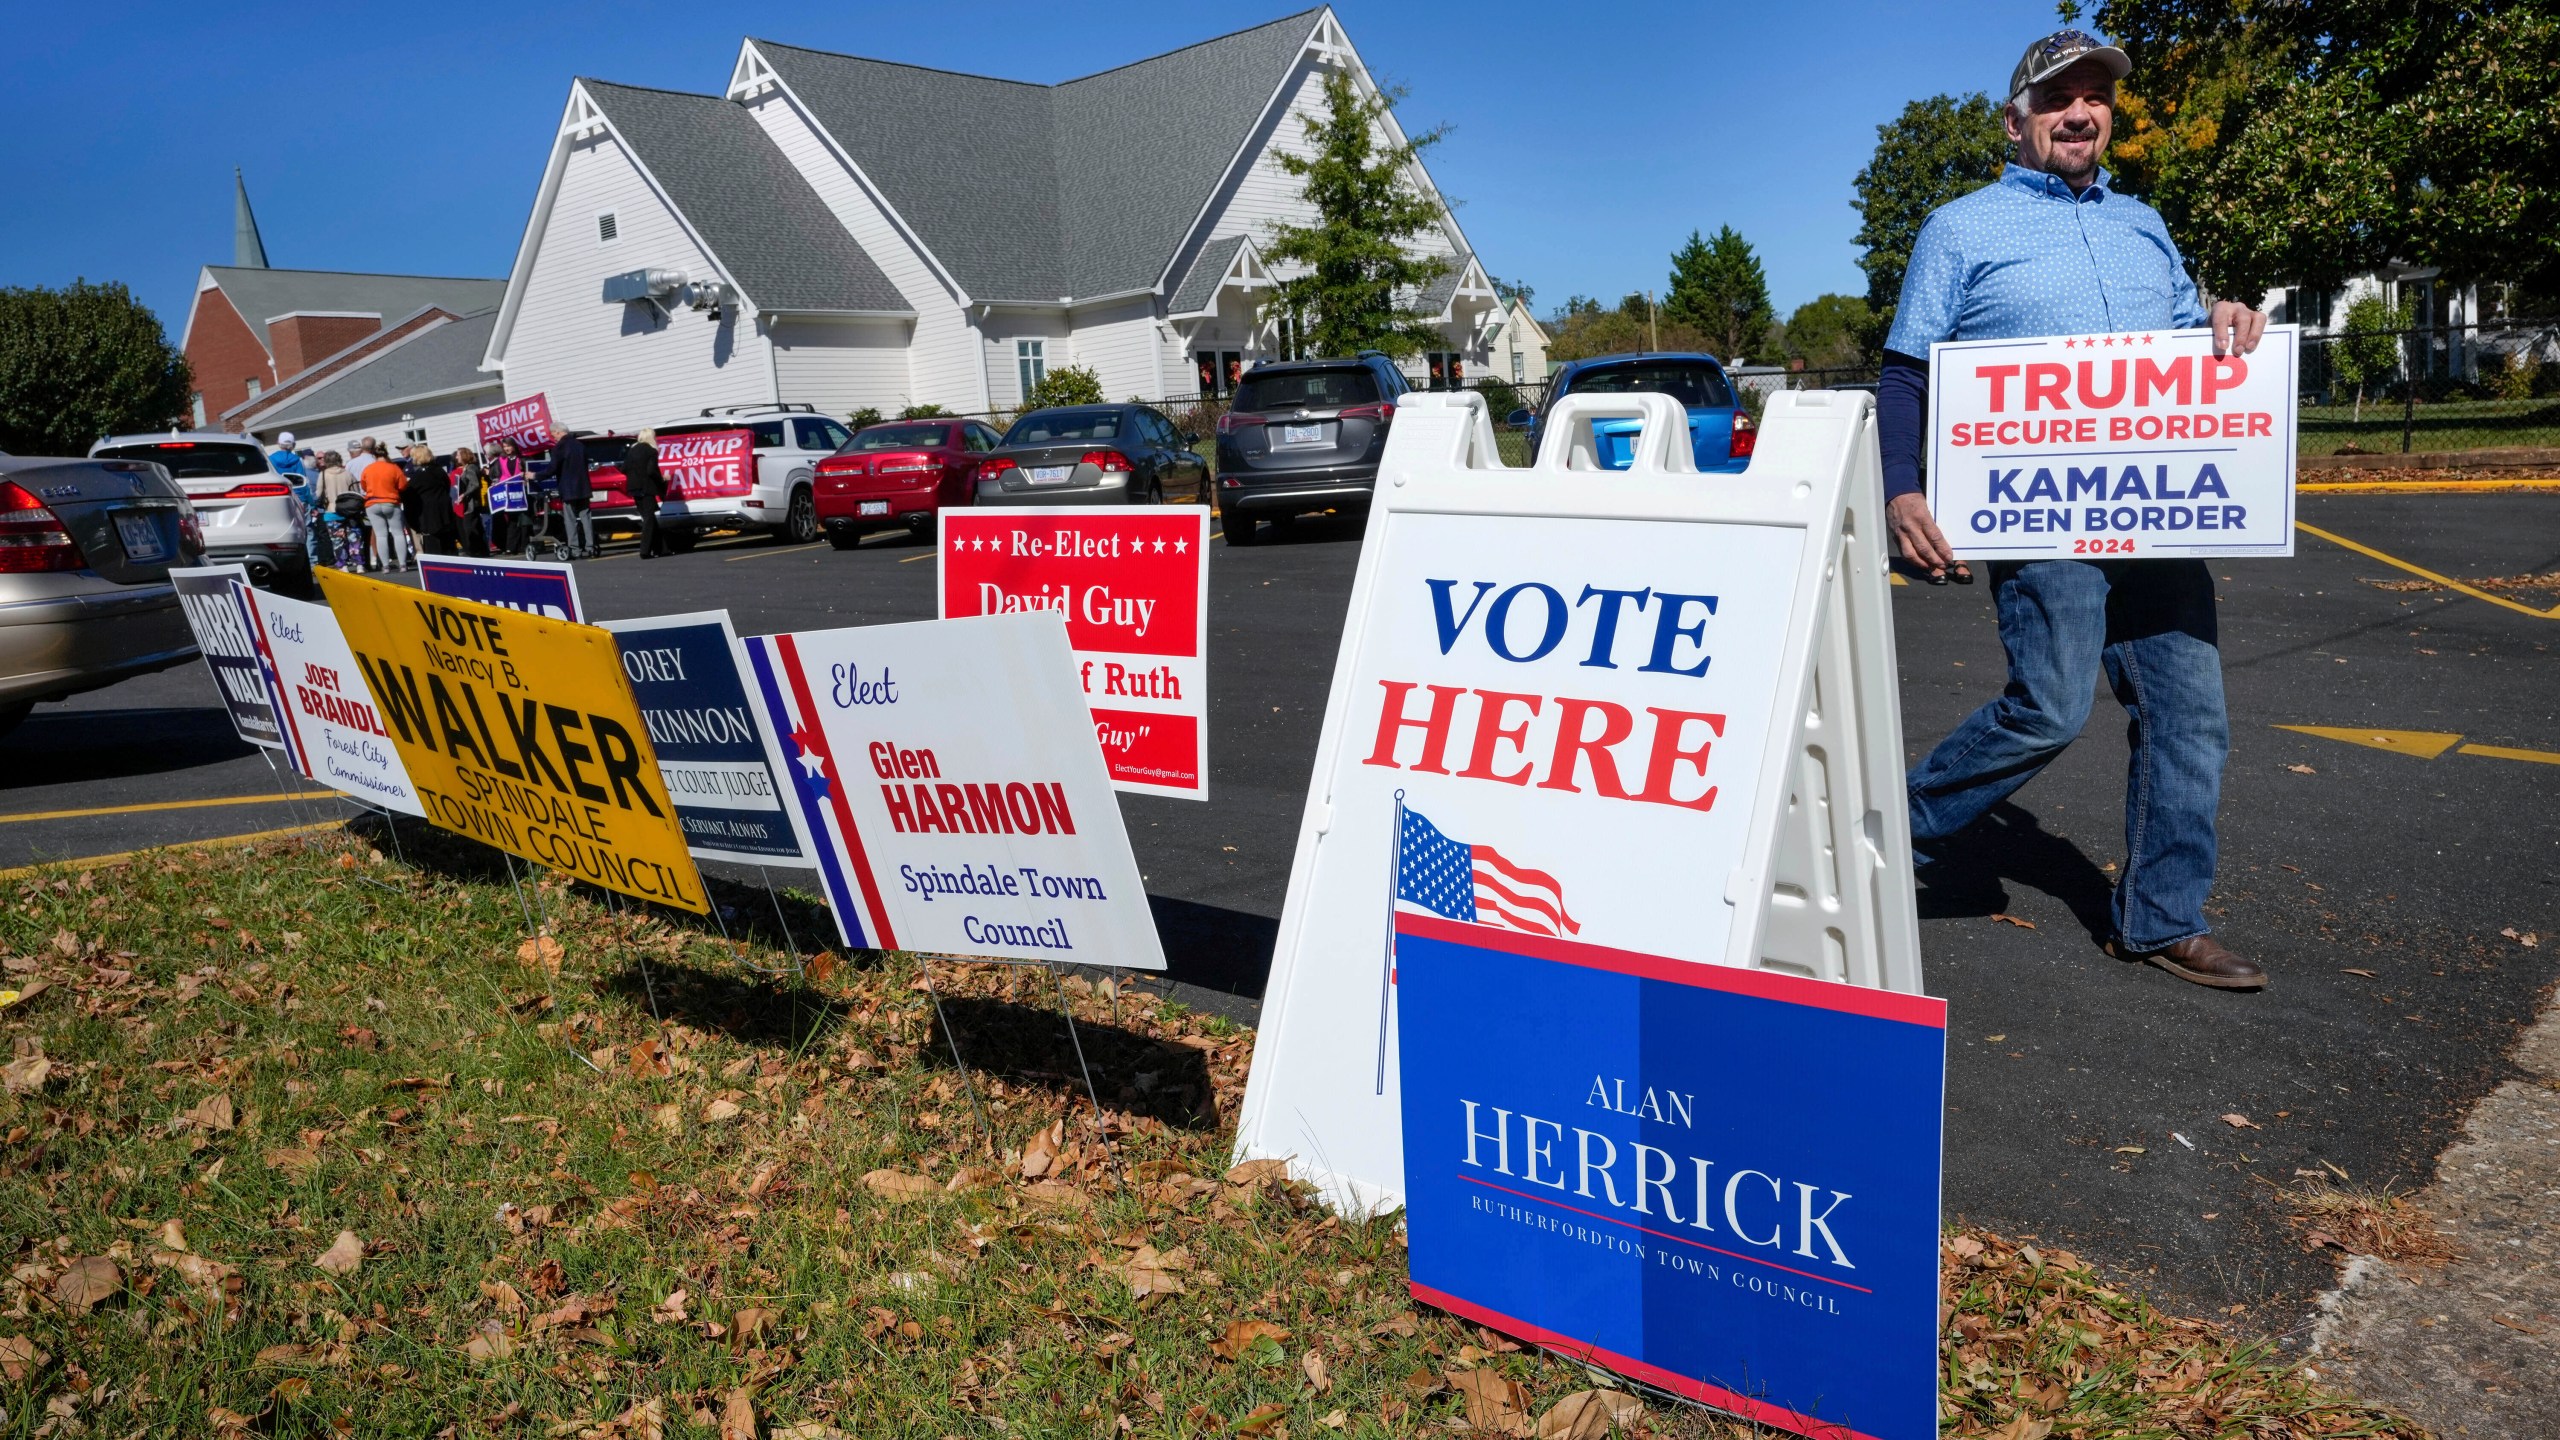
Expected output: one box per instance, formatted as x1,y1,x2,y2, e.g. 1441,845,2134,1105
582,80,911,316
204,268,505,356
1169,235,1250,315
255,311,503,426
752,10,1322,304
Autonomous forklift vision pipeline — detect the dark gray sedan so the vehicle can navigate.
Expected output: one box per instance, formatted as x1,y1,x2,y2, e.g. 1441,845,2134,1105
972,405,1208,507
0,454,206,737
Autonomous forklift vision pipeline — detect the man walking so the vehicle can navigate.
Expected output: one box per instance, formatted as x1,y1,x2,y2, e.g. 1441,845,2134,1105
1879,28,2269,990
549,424,594,559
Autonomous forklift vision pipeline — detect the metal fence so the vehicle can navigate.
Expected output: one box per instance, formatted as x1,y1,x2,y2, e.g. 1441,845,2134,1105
2298,319,2560,457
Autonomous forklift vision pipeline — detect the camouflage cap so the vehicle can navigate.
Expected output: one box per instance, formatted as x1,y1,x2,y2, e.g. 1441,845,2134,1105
2010,28,2130,101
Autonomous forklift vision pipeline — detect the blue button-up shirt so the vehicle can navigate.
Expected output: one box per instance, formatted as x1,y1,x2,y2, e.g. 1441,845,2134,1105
1885,164,2207,354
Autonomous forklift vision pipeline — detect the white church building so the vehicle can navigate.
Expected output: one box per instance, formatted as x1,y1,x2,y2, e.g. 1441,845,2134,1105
480,9,1499,433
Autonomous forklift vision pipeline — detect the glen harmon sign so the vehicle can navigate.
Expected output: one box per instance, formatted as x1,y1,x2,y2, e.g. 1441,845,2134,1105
1928,325,2298,559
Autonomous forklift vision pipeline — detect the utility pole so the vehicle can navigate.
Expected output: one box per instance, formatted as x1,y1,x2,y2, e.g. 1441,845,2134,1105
1645,290,1658,353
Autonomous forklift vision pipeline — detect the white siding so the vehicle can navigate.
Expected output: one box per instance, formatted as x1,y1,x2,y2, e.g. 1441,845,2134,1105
745,89,987,413
1193,62,1462,275
1067,297,1163,400
771,317,911,414
284,390,503,464
502,131,774,434
983,315,1071,409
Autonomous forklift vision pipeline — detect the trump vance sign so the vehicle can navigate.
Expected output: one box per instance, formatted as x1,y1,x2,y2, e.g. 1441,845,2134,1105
1928,325,2299,559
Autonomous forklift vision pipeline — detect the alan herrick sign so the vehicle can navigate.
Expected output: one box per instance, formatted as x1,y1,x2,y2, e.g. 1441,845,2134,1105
1399,918,1945,1440
1928,325,2298,559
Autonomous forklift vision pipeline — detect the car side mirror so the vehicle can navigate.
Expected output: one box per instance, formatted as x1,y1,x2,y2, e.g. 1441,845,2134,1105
1178,430,1198,445
1505,408,1534,428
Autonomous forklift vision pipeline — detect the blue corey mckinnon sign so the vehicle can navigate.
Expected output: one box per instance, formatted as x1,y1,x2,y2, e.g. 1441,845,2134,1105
600,611,812,867
1397,916,1945,1440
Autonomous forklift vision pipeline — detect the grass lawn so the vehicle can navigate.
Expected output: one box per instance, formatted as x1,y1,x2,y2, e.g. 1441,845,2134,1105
0,826,2425,1438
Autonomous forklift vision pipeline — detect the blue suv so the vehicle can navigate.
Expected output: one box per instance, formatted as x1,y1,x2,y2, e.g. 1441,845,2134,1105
1509,353,1757,472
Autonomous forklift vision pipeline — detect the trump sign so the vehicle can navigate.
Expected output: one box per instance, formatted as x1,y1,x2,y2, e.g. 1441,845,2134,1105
1928,325,2299,559
1399,917,1944,1440
658,429,754,502
939,507,1210,798
476,394,557,455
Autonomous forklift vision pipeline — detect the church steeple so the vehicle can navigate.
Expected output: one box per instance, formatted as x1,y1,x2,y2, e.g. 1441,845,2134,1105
232,167,270,269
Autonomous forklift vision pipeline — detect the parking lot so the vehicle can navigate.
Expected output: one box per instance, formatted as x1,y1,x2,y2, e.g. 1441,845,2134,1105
4,487,2554,1324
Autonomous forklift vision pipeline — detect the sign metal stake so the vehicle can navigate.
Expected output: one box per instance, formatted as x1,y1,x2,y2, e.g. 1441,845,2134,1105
919,957,999,1162
1045,961,1120,1180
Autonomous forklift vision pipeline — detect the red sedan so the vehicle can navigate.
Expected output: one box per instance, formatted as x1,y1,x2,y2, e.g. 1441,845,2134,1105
814,418,1006,548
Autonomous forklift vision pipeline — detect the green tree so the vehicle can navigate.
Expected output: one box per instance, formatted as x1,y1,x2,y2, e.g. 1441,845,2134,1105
847,406,884,430
1262,69,1452,360
1781,294,1875,372
1489,274,1535,311
1850,93,2009,356
2329,294,2409,422
0,280,192,455
897,403,951,419
1663,228,1774,361
1545,293,1710,364
2096,0,2560,298
1022,365,1103,411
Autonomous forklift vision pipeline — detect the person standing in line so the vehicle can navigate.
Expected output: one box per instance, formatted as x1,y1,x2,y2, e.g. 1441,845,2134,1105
1880,28,2268,990
406,445,458,557
549,424,594,559
486,439,529,555
452,446,491,557
359,444,411,571
315,450,365,570
622,429,666,559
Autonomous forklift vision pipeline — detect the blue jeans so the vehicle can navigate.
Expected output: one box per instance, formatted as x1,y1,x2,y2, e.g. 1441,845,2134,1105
1907,559,2228,950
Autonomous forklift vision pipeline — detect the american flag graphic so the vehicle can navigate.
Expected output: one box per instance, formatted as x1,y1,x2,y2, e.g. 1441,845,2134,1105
1395,805,1580,938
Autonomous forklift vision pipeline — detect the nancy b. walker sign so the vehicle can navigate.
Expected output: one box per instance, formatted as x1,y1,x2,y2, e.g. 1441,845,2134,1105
1928,324,2299,559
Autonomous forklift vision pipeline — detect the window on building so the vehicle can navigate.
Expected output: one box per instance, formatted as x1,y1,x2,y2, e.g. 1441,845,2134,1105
1510,350,1525,383
1421,353,1463,391
596,212,619,244
189,393,206,427
1016,340,1046,397
1193,350,1246,396
245,378,263,400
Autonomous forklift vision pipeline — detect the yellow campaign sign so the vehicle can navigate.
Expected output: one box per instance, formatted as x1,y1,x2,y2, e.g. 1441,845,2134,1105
317,569,708,912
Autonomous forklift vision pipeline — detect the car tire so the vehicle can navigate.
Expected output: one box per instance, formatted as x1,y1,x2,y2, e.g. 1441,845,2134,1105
1143,479,1165,506
1221,511,1259,547
825,528,862,551
0,700,31,739
781,486,819,544
662,529,699,554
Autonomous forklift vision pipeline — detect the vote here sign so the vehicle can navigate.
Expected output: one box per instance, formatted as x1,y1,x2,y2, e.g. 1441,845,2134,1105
938,507,1211,799
740,612,1165,969
320,569,707,912
1928,325,2298,559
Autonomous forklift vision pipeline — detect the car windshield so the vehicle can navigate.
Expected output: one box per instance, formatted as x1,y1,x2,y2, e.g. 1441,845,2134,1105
1005,410,1121,445
1564,362,1735,409
843,423,950,453
1232,369,1379,412
93,442,269,479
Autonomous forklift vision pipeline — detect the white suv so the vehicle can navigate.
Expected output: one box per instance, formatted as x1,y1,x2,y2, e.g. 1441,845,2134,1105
645,405,852,546
88,431,311,590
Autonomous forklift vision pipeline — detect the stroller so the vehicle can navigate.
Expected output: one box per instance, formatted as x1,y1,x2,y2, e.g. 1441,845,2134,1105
519,476,573,561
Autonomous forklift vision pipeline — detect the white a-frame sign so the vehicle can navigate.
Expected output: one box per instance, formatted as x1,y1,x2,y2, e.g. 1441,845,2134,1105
1234,388,1924,1214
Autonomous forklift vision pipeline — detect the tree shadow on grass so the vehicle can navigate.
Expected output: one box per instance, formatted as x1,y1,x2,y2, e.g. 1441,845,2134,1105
924,990,1220,1131
1917,802,2118,946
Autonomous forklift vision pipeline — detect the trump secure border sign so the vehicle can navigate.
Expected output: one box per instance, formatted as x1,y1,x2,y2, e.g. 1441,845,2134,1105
1928,325,2298,559
319,569,707,912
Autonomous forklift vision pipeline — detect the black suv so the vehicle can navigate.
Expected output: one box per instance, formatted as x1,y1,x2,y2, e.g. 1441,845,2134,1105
1211,352,1411,546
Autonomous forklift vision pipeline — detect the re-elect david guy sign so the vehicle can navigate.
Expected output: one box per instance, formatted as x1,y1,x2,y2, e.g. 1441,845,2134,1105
320,569,707,912
939,507,1211,799
170,565,284,750
1929,325,2298,559
601,611,811,866
740,611,1165,969
1400,918,1945,1440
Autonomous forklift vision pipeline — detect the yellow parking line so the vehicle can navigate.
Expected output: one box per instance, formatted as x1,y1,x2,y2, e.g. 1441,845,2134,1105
2294,521,2560,621
2301,478,2560,494
2458,742,2560,766
0,820,344,881
724,542,828,563
0,791,330,825
899,551,936,563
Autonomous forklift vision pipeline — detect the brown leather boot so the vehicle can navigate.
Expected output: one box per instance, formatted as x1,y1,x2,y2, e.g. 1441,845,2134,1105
2111,934,2268,991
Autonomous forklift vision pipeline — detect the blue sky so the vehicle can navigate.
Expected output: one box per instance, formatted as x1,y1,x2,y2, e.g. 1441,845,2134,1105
6,0,2063,334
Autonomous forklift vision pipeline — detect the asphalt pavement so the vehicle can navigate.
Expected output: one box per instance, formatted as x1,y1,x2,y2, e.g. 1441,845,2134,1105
4,492,2553,1327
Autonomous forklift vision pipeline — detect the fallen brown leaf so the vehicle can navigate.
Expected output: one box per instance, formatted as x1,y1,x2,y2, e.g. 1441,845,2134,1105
2221,1113,2261,1130
1,1053,53,1095
1536,1390,1643,1440
1450,1368,1535,1437
2286,763,2317,775
518,934,564,973
702,1097,743,1125
1232,1403,1288,1436
1989,913,2038,930
1212,1319,1290,1360
1301,1348,1331,1393
1225,1158,1291,1187
1124,1243,1189,1303
53,1256,119,1314
804,950,839,985
651,1287,690,1323
312,1230,364,1275
462,1320,514,1361
719,1387,757,1440
1020,1119,1066,1180
0,1334,48,1383
861,1169,937,1203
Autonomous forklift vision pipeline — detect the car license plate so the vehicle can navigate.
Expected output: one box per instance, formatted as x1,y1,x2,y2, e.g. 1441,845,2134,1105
114,513,168,563
1279,423,1325,446
859,500,890,516
1027,465,1073,485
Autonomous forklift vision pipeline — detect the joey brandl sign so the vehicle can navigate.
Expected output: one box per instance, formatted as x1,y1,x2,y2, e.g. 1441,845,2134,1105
1929,325,2299,558
319,569,706,911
